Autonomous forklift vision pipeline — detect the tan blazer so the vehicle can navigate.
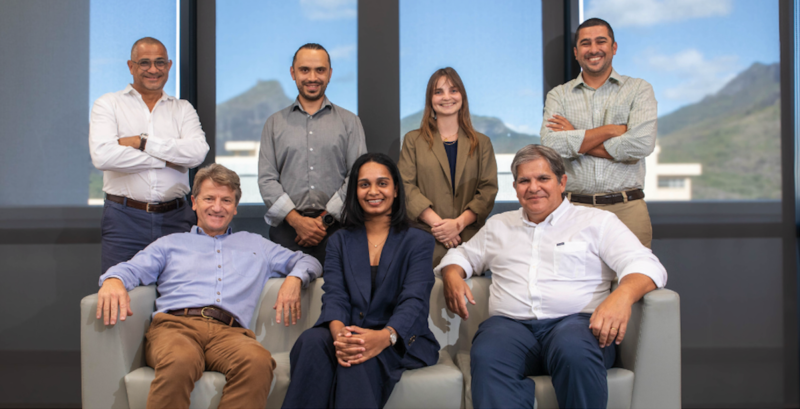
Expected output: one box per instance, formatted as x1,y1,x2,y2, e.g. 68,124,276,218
398,128,498,266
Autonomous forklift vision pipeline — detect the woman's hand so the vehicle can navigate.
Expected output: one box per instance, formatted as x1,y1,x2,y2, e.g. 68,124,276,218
336,325,392,366
431,218,463,245
330,321,364,367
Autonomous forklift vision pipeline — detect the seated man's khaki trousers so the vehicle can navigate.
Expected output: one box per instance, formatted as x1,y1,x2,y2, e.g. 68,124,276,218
145,313,277,409
572,199,652,248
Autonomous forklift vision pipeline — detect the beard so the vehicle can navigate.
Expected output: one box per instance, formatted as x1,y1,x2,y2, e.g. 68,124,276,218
297,81,327,101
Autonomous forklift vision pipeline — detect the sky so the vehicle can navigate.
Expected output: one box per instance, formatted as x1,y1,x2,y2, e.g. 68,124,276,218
89,0,780,134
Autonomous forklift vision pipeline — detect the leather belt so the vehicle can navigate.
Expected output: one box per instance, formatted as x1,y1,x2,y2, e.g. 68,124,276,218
568,189,645,205
106,194,184,213
300,209,325,218
168,306,242,327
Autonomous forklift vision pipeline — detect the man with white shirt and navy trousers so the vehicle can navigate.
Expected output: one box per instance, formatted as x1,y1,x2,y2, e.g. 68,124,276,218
96,163,322,408
89,37,209,274
436,144,667,409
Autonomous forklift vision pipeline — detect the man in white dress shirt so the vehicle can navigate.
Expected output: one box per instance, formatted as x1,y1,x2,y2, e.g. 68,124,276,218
436,144,667,409
89,37,209,273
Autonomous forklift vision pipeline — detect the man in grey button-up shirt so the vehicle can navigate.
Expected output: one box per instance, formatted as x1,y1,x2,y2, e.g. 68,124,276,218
258,43,367,263
541,18,657,248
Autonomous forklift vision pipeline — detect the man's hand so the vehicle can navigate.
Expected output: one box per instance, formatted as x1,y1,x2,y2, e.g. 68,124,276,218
118,135,142,149
286,210,326,247
96,278,133,326
545,115,576,132
341,325,391,365
589,273,656,348
442,266,474,320
273,276,302,326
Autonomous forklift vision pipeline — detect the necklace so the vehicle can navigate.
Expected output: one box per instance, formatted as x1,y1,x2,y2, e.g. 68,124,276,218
443,139,457,146
367,237,387,249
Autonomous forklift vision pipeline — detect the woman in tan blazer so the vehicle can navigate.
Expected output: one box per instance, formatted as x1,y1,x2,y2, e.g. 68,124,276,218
398,67,498,266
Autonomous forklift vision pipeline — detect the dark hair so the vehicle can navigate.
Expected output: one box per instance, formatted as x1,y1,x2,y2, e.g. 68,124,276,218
574,18,615,47
418,67,479,157
131,37,168,60
292,43,331,67
341,153,410,231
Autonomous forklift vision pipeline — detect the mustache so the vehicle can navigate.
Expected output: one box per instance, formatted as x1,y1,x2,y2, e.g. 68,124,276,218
303,80,323,85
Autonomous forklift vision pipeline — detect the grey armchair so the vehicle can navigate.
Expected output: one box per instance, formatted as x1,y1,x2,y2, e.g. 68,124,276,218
80,277,463,409
437,276,682,409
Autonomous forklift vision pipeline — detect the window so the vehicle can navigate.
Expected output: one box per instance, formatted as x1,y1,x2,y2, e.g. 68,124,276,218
400,0,543,202
583,0,781,202
216,0,358,204
88,0,180,205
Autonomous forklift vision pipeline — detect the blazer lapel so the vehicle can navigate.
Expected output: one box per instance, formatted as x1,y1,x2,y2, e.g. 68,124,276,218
375,227,401,291
454,128,470,191
430,132,453,189
346,228,373,305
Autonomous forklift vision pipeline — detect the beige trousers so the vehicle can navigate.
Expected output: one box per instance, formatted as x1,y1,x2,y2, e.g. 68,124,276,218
145,313,276,409
572,198,652,248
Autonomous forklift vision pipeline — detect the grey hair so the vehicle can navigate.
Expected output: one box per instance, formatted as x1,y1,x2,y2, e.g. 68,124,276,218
511,144,566,182
192,164,242,205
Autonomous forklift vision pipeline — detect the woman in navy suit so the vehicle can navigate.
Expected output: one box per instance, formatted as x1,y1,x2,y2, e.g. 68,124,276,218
282,153,440,409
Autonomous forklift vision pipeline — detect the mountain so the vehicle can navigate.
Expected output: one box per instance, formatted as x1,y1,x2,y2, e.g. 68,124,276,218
400,111,540,154
657,62,781,200
216,80,293,155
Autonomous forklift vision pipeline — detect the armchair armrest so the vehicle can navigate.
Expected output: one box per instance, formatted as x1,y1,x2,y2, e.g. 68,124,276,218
80,285,157,409
618,288,681,409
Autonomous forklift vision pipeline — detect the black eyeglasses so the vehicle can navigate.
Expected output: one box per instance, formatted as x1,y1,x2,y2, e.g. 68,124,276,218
132,59,170,70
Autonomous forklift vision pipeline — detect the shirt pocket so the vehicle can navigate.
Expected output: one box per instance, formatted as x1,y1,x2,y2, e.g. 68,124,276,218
607,103,632,126
554,242,588,279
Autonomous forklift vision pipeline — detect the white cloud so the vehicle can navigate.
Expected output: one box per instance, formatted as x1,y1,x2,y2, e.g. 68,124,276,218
328,44,356,60
642,48,738,102
505,123,537,135
585,0,732,28
300,0,356,21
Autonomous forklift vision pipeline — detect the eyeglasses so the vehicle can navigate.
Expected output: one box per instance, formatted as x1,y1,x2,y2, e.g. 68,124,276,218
132,59,170,71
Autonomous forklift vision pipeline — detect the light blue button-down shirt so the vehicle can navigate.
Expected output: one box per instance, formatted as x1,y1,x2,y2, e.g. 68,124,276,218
99,226,322,329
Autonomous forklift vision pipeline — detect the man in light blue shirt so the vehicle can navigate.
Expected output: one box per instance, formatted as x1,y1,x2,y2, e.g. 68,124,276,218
96,163,322,408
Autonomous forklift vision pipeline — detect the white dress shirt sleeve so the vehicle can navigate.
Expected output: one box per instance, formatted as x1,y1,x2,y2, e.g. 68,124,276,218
89,95,166,173
597,213,667,288
143,100,209,168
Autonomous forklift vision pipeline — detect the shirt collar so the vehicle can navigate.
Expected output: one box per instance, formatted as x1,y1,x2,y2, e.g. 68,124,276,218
571,68,623,91
291,96,332,115
518,197,571,227
191,225,233,237
123,84,175,102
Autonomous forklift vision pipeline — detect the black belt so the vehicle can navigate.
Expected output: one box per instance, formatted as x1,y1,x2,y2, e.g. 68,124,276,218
568,189,645,205
106,194,184,213
168,306,242,327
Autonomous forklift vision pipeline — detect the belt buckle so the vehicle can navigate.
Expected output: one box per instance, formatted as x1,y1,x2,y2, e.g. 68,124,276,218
200,306,215,320
592,195,598,206
146,203,158,213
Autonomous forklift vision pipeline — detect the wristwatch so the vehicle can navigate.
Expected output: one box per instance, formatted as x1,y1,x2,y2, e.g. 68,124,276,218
385,327,397,346
138,133,149,151
322,213,336,228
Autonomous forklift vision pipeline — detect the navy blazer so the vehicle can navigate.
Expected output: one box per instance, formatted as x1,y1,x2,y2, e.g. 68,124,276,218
315,226,440,366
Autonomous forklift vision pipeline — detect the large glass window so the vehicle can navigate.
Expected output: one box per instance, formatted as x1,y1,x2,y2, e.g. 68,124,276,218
400,0,543,202
583,0,781,201
88,1,179,205
216,0,358,204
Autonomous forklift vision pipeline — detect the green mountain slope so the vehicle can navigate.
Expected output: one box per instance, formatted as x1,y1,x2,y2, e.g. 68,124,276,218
400,111,539,154
657,62,781,200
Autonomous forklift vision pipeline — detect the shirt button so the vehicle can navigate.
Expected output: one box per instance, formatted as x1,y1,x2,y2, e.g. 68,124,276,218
218,265,221,268
218,278,222,281
310,186,315,189
309,148,314,151
217,292,220,295
310,166,314,170
216,299,220,302
309,131,313,135
217,250,220,253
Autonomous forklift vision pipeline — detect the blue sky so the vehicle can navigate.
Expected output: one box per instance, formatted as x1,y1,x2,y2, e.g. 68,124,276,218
216,0,358,111
584,0,780,116
90,0,780,133
89,0,178,110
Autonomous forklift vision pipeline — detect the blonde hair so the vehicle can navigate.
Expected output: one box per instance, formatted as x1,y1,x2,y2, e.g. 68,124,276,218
191,164,242,204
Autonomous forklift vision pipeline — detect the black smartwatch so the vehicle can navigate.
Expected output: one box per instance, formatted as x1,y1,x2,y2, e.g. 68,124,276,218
322,214,336,228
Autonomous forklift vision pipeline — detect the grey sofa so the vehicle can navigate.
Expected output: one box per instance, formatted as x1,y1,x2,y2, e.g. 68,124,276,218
81,276,679,409
80,278,463,409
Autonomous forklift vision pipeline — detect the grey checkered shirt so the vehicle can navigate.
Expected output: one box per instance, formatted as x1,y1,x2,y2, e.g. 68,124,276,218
540,69,657,195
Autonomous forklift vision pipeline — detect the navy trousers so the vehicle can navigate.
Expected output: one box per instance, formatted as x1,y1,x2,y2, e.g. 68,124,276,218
471,313,615,409
282,327,423,409
100,198,196,274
